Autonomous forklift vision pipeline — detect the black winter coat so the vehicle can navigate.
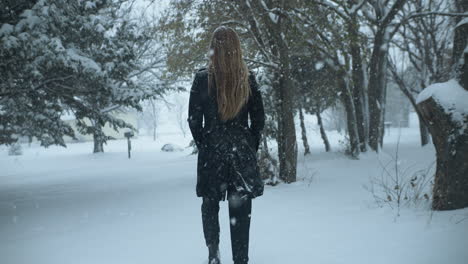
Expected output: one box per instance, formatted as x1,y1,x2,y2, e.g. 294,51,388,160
188,68,265,200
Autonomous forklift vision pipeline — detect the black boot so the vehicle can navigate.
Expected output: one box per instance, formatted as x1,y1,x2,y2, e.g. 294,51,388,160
208,244,220,264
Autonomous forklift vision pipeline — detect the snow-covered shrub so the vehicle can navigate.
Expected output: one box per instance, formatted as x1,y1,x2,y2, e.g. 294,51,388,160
8,143,23,156
161,143,183,152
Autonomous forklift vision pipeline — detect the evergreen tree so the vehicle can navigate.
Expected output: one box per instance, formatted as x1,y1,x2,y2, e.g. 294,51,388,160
0,0,166,150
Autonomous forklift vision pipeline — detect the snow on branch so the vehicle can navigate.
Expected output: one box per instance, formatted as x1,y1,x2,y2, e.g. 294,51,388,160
244,58,278,69
408,11,468,20
307,0,349,22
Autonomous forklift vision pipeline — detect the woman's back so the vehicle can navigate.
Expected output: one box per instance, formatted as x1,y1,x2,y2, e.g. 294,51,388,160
188,66,265,201
188,67,264,147
187,26,265,264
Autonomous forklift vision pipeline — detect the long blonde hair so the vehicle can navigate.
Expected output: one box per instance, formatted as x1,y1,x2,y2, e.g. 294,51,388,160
208,26,250,121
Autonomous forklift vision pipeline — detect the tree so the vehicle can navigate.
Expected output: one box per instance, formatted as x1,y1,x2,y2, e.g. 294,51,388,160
1,0,77,146
290,1,366,157
173,94,189,137
389,0,453,146
70,1,165,153
0,0,168,151
140,98,160,141
416,1,468,210
290,54,338,153
364,0,408,151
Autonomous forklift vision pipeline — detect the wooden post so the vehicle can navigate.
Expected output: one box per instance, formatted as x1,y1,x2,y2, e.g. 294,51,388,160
127,137,131,159
124,131,134,159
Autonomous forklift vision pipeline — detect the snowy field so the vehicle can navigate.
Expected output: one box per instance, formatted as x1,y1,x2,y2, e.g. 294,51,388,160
1,122,468,264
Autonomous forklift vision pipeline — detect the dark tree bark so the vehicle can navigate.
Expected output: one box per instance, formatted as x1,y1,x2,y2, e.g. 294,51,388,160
452,1,468,69
418,115,430,146
379,82,388,148
316,106,330,152
454,1,468,90
349,13,367,152
367,0,407,152
93,133,104,153
150,99,157,141
237,0,297,183
92,122,104,153
275,71,298,183
418,98,468,210
298,105,311,155
419,8,468,210
339,74,360,157
368,29,388,152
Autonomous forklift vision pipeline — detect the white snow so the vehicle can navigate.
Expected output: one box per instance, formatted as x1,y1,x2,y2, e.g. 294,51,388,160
15,9,42,31
85,1,97,10
268,13,279,24
66,48,102,74
1,117,467,264
315,61,324,70
417,79,468,124
456,16,468,28
0,23,14,37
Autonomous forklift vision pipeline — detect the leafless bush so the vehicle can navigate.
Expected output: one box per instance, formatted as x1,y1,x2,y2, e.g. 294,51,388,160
364,134,434,216
299,158,317,187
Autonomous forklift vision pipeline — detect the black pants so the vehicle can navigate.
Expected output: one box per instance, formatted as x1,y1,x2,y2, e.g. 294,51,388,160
202,193,252,264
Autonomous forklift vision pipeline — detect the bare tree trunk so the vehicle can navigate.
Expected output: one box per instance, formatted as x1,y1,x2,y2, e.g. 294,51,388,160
368,32,388,152
276,72,298,183
349,13,367,152
452,1,468,71
91,120,104,153
150,100,157,141
455,1,468,90
316,107,330,152
419,7,468,210
236,0,297,182
339,74,360,157
270,5,297,183
93,133,104,153
418,97,468,210
367,0,406,152
298,105,311,155
379,82,388,147
418,114,430,146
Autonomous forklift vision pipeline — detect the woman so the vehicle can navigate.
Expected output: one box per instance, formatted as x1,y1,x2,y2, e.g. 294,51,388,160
187,26,265,264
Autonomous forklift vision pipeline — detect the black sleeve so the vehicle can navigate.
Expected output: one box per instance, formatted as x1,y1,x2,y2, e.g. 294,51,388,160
248,74,265,151
187,72,204,148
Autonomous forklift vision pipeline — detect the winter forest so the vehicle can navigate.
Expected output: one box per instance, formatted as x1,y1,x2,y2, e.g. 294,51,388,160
1,0,468,263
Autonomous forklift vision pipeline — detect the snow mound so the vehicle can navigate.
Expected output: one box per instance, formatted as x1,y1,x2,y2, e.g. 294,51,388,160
161,143,184,152
417,79,468,124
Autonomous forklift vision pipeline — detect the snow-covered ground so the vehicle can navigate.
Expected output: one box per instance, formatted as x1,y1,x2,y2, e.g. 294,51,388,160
1,121,467,264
